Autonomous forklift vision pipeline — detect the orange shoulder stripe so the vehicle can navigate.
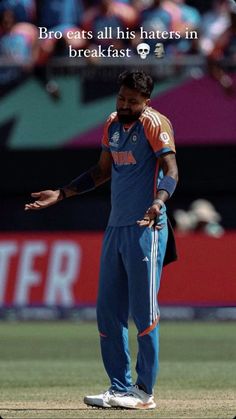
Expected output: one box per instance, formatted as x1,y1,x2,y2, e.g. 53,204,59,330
102,112,118,148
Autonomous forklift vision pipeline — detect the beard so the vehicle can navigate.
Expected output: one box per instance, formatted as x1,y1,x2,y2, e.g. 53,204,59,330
117,108,142,124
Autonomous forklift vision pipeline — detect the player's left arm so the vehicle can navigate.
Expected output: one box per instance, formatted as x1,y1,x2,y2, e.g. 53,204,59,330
155,151,178,201
137,152,178,228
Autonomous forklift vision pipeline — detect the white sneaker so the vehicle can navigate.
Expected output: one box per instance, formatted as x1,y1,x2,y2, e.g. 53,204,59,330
109,385,156,410
84,389,122,408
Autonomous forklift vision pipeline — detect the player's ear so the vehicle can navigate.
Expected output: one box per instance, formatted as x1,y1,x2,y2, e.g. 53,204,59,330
145,98,151,106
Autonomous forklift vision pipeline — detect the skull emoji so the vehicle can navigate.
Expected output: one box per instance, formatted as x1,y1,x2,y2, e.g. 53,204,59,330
154,42,165,59
137,43,150,59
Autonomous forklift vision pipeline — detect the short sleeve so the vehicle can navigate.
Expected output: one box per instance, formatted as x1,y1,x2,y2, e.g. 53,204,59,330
101,121,110,151
101,112,117,151
143,110,176,157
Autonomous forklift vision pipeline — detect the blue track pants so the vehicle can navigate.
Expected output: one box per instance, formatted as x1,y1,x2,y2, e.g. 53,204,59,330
97,222,168,395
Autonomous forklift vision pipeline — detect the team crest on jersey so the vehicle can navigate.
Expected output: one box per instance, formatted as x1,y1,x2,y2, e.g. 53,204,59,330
109,131,120,147
131,133,138,144
160,132,170,144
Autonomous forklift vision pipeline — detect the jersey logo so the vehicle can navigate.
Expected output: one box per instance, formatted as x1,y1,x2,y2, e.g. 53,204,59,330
109,131,120,147
111,151,137,166
131,133,138,144
160,132,170,144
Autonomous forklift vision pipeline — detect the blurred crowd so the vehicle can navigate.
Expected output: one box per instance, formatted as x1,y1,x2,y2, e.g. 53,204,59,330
0,0,236,97
173,199,224,238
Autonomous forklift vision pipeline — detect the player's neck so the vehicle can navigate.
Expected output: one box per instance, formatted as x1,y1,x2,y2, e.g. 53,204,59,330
123,121,136,131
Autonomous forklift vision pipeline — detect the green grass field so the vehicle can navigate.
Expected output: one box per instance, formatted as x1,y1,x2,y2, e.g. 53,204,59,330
0,321,235,419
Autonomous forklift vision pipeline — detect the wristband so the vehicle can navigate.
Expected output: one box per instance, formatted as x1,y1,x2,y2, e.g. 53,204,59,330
158,175,177,197
152,198,164,209
59,188,66,199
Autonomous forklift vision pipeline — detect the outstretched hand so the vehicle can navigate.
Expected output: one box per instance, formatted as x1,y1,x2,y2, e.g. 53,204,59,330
137,204,163,229
24,190,61,211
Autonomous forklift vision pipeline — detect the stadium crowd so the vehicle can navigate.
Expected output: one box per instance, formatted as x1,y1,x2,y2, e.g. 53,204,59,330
0,0,235,96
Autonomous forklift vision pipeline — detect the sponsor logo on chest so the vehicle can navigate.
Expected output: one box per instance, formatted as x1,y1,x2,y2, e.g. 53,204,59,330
111,150,137,166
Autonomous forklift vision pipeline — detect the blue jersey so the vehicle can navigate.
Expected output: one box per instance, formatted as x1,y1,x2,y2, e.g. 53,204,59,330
102,107,176,227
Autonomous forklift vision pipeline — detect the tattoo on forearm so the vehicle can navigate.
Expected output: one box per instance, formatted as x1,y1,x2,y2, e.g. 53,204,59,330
62,160,111,197
90,165,105,185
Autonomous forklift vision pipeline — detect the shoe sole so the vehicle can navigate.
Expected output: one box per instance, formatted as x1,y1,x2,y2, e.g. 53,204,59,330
84,403,111,408
84,402,111,408
84,398,111,408
109,401,156,410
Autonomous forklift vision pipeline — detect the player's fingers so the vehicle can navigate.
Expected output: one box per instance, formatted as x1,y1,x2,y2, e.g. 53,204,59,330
25,202,42,210
148,220,155,228
155,224,164,230
25,205,38,211
137,219,149,227
25,205,36,210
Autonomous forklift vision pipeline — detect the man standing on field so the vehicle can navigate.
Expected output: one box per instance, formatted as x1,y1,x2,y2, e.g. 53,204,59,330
25,70,178,410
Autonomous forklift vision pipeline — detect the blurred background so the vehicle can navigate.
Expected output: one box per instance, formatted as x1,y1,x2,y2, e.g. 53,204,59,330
0,0,236,321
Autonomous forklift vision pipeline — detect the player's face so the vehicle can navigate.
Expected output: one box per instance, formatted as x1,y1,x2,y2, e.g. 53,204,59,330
117,86,150,123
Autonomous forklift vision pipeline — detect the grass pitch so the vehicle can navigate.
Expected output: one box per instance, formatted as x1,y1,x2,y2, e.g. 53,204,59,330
0,321,235,419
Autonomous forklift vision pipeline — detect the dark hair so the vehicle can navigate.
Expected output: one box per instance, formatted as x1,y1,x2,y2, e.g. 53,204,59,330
118,70,154,98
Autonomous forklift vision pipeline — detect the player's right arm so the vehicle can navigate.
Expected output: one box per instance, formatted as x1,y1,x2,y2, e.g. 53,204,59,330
24,150,112,211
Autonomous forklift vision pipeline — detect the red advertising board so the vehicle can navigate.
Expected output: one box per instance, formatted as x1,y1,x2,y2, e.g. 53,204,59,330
160,232,236,306
0,232,235,307
0,232,102,307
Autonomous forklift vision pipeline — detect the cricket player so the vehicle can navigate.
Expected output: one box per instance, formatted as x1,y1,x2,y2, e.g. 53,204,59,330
25,70,178,410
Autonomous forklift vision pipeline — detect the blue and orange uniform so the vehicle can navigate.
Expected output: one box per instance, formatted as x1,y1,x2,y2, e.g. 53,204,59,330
97,106,176,394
